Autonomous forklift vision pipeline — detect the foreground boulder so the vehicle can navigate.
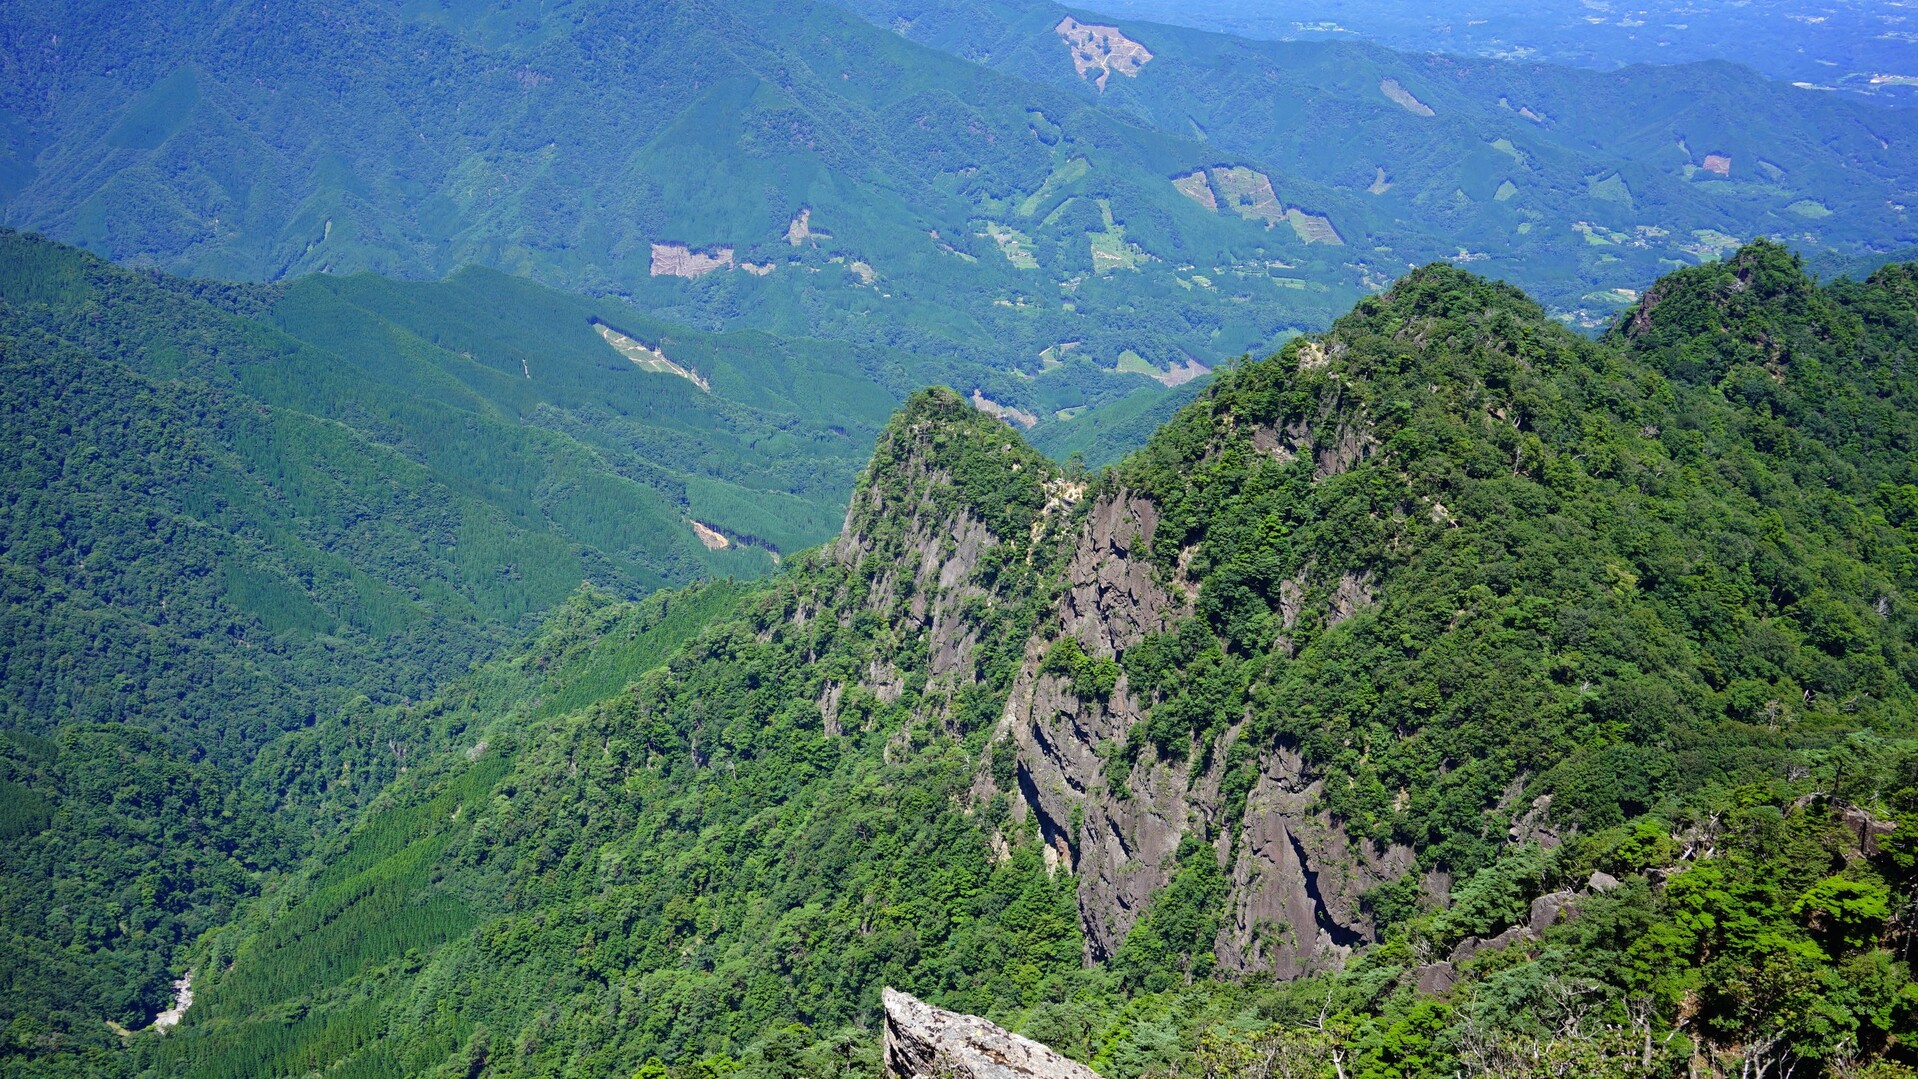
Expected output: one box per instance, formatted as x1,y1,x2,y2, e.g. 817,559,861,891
882,988,1102,1079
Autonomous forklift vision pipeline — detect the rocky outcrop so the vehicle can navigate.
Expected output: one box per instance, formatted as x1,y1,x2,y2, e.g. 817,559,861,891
1057,494,1182,657
999,488,1407,971
846,392,1414,984
830,405,1020,711
1420,876,1618,991
1000,491,1198,958
1216,749,1411,976
883,988,1100,1079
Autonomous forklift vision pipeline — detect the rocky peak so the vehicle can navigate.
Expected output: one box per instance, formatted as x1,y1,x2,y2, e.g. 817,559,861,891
1612,239,1846,380
836,386,1059,563
882,988,1101,1079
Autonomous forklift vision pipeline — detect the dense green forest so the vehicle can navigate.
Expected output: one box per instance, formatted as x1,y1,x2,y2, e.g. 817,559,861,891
16,243,1899,1078
4,0,1917,1073
0,227,888,766
0,227,906,1062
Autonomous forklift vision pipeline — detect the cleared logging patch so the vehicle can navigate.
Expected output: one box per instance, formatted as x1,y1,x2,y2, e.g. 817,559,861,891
970,390,1039,428
592,321,711,391
1021,157,1090,217
1380,78,1435,117
1172,170,1218,210
1286,209,1343,246
982,223,1039,269
1089,200,1147,271
1112,349,1208,387
787,208,829,245
1055,16,1153,91
1588,172,1633,205
1191,167,1343,245
1212,166,1287,224
650,242,733,278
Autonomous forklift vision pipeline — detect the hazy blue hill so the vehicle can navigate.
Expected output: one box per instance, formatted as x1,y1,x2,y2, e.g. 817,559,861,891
0,227,898,772
0,0,1380,413
264,267,899,553
837,0,1918,322
1070,0,1918,107
8,0,1909,437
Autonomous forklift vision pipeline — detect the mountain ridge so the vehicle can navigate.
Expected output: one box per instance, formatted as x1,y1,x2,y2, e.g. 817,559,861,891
81,243,1918,1079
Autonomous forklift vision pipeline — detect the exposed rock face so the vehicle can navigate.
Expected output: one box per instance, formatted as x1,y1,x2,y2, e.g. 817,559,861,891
998,488,1405,972
1216,750,1411,976
882,988,1100,1079
1057,493,1181,654
827,392,1061,734
1427,879,1612,986
1000,491,1193,956
848,389,1412,985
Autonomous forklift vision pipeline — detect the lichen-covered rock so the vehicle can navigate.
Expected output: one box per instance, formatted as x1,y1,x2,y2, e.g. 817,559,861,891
1529,890,1581,933
882,988,1101,1079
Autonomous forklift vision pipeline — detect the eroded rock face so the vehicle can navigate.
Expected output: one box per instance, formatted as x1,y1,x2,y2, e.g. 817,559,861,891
999,489,1405,973
1216,750,1411,976
883,988,1100,1079
832,442,1000,708
1000,492,1198,958
847,396,1413,986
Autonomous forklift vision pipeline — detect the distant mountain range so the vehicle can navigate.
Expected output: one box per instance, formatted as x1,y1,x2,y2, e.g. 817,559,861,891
1,0,1913,437
1078,0,1918,106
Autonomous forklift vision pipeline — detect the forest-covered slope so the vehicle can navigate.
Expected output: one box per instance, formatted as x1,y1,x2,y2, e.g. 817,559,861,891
0,226,906,1056
0,227,892,766
70,243,1918,1079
